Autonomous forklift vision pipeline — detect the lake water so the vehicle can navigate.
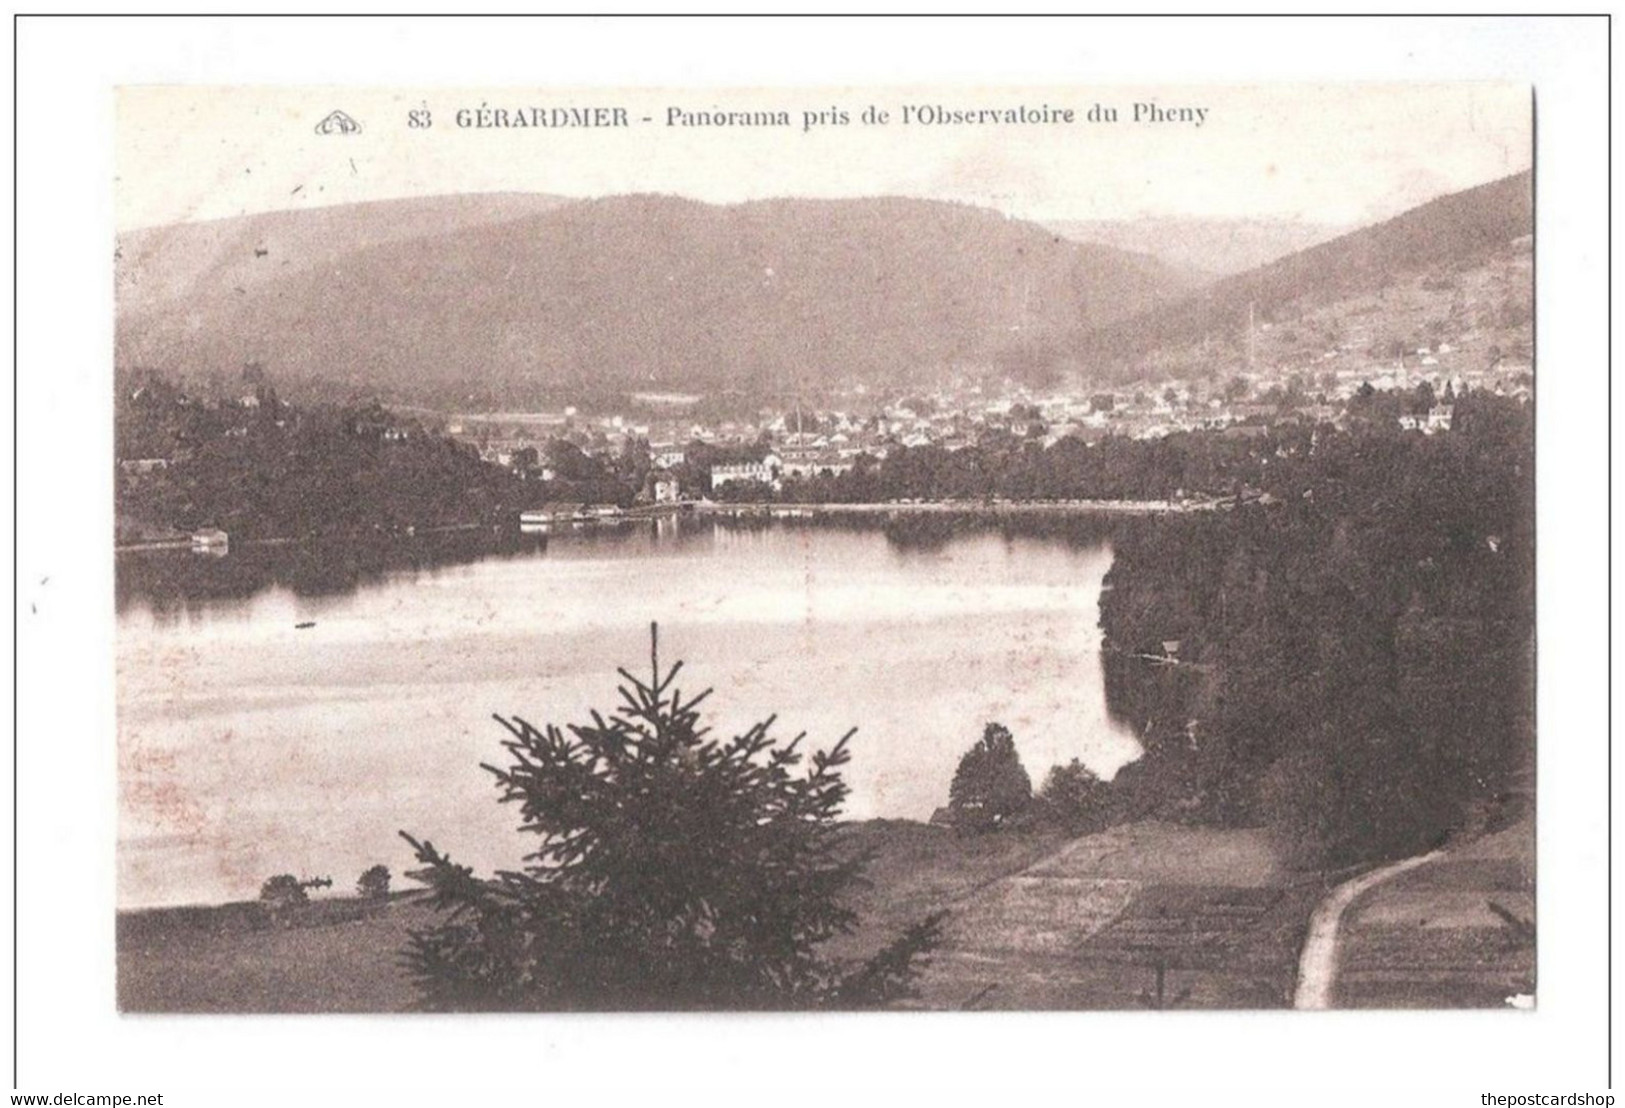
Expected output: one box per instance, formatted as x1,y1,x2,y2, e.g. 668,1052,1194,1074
117,519,1142,909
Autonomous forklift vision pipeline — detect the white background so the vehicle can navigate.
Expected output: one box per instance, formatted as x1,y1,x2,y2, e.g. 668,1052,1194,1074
9,12,1612,1105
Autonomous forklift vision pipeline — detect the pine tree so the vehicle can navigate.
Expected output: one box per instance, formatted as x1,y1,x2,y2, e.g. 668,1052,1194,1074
399,624,943,1011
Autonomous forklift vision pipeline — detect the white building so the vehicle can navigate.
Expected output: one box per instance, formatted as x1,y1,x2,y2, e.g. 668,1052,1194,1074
1399,405,1454,434
651,446,687,469
780,450,854,480
190,529,229,554
710,453,782,489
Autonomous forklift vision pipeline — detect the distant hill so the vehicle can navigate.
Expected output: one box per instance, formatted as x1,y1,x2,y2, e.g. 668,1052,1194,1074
116,193,574,319
1046,217,1350,280
1075,171,1533,380
115,194,1195,405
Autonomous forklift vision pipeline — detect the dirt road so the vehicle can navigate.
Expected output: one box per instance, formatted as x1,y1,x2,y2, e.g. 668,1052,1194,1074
1292,850,1446,1009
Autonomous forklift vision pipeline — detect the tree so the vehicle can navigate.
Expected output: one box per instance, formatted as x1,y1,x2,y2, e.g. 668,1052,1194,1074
947,723,1032,831
357,864,391,900
259,874,331,910
260,874,308,909
1039,758,1112,832
1257,730,1450,870
1092,390,1532,867
399,625,943,1011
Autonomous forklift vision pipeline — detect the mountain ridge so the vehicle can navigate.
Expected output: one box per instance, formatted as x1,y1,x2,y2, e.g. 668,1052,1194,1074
115,174,1532,404
1075,171,1533,379
116,193,1195,404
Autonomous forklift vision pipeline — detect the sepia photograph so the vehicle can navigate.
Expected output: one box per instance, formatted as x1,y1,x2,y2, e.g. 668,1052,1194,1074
105,81,1539,1017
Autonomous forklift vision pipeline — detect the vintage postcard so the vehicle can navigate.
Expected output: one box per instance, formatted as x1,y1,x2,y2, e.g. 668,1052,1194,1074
112,83,1534,1014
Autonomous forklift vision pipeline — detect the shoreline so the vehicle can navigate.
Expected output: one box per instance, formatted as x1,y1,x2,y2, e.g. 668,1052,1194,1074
696,497,1221,517
115,496,1221,552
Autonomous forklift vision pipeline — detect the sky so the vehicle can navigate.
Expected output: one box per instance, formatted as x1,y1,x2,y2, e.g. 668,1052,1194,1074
116,83,1532,233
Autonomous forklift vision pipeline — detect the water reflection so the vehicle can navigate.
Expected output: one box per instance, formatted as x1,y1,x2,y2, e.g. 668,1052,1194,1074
117,511,1127,616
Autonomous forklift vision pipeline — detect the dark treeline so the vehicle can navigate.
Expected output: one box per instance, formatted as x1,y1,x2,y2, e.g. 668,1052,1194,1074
116,375,535,543
1086,391,1533,868
117,374,716,544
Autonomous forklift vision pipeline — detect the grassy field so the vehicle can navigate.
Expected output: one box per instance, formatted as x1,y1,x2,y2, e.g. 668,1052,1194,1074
902,821,1324,1010
1333,812,1536,1009
118,895,426,1013
119,807,1534,1013
116,820,1070,1013
118,818,1325,1013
